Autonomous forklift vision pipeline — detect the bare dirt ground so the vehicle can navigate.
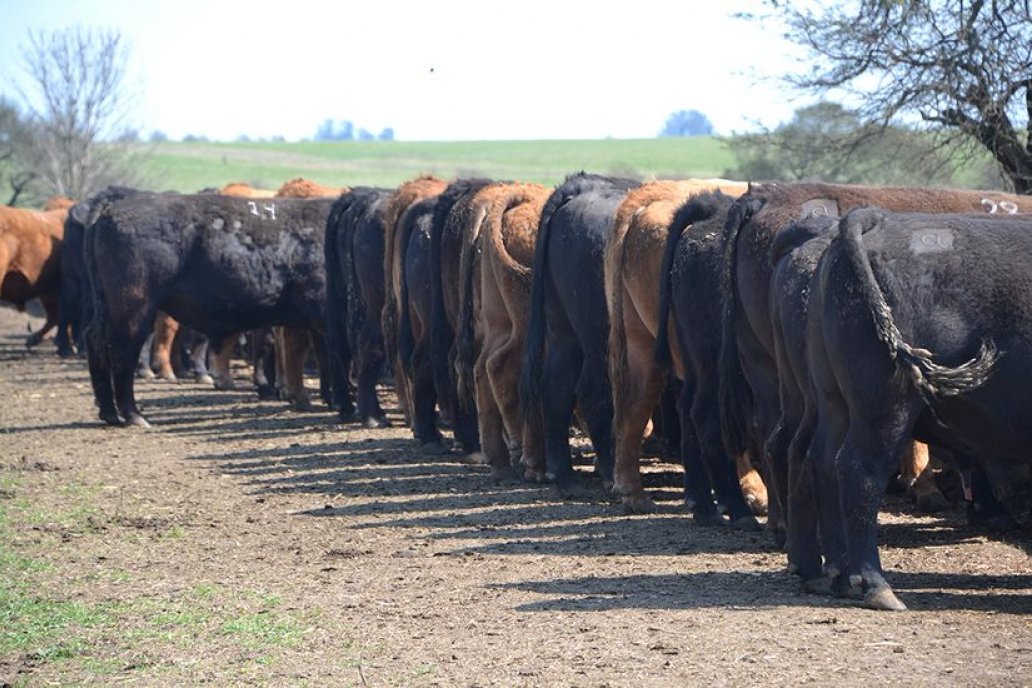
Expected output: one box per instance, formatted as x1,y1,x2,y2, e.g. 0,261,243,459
0,304,1030,687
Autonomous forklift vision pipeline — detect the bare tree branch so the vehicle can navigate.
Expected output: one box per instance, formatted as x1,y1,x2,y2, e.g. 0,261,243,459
760,0,1032,192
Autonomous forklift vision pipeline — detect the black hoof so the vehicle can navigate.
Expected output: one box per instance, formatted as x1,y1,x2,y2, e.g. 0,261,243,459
98,410,122,426
693,510,730,528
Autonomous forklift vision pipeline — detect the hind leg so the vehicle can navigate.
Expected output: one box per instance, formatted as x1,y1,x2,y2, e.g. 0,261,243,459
575,348,616,486
474,345,509,477
86,335,120,425
25,296,59,348
410,334,444,449
112,311,157,427
150,313,179,381
541,341,580,488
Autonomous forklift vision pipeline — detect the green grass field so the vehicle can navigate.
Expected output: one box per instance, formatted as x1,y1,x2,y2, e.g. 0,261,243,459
137,138,737,193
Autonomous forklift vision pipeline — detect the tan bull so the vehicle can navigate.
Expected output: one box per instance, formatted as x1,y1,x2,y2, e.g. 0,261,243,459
605,179,754,513
383,175,449,425
0,202,71,346
457,182,549,479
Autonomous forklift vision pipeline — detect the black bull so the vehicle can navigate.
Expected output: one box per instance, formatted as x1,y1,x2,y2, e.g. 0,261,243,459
804,208,1032,611
85,193,335,427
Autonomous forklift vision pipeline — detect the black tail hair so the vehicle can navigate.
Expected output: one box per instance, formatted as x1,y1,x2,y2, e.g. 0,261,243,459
837,208,998,398
717,194,765,458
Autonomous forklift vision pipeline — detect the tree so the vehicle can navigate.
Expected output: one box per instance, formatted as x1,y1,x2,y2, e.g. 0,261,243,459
14,26,142,200
759,0,1032,193
659,109,714,137
0,98,43,206
725,102,960,186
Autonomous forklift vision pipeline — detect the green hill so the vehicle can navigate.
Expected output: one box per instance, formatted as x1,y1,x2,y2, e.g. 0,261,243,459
138,138,737,192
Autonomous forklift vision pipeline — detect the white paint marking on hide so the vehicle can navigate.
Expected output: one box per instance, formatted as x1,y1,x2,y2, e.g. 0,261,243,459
211,218,225,231
800,198,839,220
981,198,999,214
999,200,1018,215
232,220,242,231
247,201,277,220
910,228,954,254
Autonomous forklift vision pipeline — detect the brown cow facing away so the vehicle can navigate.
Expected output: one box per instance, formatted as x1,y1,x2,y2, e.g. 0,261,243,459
457,182,550,480
382,176,449,427
604,178,756,516
0,202,71,347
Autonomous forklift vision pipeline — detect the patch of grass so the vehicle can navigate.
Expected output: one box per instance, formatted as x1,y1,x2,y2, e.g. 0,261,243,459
219,612,304,649
0,580,113,657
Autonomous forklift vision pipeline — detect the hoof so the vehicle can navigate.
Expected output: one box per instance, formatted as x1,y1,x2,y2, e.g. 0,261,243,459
491,465,521,483
99,410,122,427
731,515,762,532
693,510,730,528
256,384,278,400
802,575,835,597
289,399,317,413
461,451,488,465
915,491,951,514
125,414,152,429
137,367,156,380
196,373,215,386
57,346,75,358
213,378,237,391
745,492,769,517
622,494,657,515
157,370,177,382
25,334,42,348
363,415,390,429
524,469,547,484
556,481,594,501
863,587,907,611
419,441,449,456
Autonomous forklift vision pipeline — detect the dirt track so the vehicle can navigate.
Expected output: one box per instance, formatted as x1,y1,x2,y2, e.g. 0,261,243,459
0,304,1030,687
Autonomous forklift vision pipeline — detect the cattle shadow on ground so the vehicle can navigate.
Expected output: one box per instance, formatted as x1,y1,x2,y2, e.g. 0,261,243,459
489,570,1032,614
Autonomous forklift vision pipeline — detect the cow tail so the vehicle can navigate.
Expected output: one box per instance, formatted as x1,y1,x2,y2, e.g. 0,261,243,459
324,194,353,411
717,195,763,459
429,197,454,410
654,204,691,373
397,211,418,378
518,188,567,419
455,206,488,411
837,210,998,398
603,198,635,427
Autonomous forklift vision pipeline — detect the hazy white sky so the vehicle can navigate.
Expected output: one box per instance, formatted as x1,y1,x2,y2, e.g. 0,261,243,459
0,0,811,141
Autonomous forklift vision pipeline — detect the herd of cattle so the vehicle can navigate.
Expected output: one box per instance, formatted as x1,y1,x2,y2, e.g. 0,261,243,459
2,172,1031,612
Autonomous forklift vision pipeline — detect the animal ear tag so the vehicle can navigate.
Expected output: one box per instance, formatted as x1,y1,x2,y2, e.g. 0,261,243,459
800,198,839,220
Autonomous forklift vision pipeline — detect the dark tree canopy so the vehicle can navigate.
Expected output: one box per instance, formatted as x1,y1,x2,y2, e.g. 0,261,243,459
766,0,1032,192
659,109,714,137
725,101,970,187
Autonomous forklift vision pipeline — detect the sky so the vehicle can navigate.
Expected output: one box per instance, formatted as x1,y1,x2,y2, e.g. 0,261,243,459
0,0,812,142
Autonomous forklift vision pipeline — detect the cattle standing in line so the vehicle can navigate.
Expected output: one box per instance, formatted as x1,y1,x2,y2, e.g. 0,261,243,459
383,176,449,427
457,182,550,480
519,173,638,492
325,187,393,426
428,179,495,458
60,187,145,356
85,193,335,427
650,191,765,530
803,208,1032,610
396,195,449,449
717,183,1032,536
1,200,74,348
604,178,753,514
